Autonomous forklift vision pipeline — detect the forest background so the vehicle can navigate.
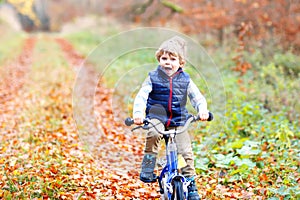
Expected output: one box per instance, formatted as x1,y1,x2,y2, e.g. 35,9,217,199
0,0,299,199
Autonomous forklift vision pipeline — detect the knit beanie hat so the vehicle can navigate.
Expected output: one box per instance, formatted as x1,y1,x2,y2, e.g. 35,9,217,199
157,36,187,59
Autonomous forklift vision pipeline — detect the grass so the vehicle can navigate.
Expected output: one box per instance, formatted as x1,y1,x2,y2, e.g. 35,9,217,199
63,30,106,56
0,26,25,65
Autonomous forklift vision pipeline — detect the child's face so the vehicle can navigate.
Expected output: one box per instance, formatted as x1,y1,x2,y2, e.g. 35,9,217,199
159,52,181,76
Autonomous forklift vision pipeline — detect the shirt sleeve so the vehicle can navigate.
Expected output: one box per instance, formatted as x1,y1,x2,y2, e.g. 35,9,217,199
188,79,208,113
133,76,152,118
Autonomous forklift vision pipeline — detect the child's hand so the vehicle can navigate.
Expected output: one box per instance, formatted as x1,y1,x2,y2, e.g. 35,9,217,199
198,111,209,121
134,117,144,125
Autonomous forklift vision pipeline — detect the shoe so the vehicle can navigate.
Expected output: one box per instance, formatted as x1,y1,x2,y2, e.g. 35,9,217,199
140,154,157,183
187,178,200,200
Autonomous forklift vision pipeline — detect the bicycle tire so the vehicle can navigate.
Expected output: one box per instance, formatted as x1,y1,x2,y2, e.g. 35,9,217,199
171,179,185,200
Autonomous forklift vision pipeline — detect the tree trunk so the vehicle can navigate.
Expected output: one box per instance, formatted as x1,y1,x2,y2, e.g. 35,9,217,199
34,0,50,31
18,13,35,32
218,28,224,46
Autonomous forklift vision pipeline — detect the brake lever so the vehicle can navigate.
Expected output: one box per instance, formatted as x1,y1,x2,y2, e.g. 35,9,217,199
131,123,153,131
131,126,143,131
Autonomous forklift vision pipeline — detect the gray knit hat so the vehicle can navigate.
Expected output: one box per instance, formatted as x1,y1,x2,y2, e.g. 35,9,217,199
157,36,187,59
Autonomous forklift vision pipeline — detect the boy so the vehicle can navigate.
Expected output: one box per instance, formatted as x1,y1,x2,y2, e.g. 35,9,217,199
133,36,209,200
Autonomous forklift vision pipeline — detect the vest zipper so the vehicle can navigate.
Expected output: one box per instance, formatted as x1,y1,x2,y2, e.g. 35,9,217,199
166,71,181,127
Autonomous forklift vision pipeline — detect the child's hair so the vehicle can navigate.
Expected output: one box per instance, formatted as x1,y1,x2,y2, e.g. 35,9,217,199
155,36,187,65
155,50,185,65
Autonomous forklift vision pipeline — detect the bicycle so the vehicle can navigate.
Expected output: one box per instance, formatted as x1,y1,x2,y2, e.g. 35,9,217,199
125,113,213,200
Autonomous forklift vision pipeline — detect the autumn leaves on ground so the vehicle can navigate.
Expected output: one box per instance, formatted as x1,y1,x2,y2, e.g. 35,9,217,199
0,35,160,199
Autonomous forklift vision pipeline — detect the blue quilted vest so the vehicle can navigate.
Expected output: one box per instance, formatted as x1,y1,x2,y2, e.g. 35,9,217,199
146,66,190,127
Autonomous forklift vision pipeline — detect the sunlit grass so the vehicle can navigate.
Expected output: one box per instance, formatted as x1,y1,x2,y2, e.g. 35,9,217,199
0,28,25,65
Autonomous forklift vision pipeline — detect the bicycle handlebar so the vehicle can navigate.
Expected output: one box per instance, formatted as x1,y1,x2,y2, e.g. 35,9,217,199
125,112,213,135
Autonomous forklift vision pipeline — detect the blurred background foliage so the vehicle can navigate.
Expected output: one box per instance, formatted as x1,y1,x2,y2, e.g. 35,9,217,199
1,0,300,50
0,0,299,197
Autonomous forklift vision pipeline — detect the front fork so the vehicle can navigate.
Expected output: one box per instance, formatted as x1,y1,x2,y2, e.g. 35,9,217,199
158,135,190,199
166,135,177,173
158,172,190,199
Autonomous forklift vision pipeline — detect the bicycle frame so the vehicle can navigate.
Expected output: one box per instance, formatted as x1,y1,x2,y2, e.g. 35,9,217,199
158,134,190,199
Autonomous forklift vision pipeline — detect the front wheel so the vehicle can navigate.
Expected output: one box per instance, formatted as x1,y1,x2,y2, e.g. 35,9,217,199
171,179,185,200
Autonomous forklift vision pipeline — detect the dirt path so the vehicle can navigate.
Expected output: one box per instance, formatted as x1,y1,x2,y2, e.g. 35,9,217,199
0,37,36,143
0,35,158,199
55,37,159,198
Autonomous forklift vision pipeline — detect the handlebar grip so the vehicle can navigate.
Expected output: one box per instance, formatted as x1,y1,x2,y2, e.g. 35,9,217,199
125,118,150,126
125,117,134,126
207,112,214,121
